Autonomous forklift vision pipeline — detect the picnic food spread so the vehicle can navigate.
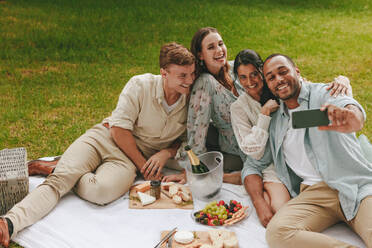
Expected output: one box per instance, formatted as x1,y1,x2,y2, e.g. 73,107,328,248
193,200,248,226
129,181,193,209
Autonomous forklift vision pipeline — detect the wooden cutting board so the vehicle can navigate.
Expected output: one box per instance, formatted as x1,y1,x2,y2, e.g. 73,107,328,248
160,230,238,248
129,183,193,209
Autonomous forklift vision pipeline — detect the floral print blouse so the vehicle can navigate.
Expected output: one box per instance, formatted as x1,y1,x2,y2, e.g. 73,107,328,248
187,68,246,159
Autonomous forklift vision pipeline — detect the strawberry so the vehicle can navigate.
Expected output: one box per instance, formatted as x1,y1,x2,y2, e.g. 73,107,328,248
208,219,215,226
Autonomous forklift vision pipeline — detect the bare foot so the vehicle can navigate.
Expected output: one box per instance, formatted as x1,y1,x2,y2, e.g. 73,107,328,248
223,171,242,185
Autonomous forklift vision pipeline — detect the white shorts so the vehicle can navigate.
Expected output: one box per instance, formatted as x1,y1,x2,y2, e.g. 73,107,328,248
262,164,282,184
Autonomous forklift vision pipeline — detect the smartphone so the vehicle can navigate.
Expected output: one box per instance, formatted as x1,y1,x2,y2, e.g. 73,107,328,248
292,109,329,129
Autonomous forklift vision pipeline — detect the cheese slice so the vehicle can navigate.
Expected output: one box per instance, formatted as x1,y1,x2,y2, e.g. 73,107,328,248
137,192,156,206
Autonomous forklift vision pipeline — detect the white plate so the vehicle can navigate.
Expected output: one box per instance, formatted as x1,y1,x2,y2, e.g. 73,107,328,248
191,187,252,227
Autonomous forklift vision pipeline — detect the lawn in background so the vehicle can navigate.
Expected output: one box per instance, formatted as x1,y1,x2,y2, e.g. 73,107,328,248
1,0,372,247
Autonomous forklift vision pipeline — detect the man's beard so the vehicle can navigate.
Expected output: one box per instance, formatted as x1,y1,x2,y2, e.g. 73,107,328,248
276,79,300,101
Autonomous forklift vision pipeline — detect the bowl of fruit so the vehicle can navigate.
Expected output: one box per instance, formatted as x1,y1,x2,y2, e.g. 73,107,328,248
193,199,250,227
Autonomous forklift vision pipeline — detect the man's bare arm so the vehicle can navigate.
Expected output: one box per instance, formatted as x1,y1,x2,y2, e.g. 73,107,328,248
110,126,147,171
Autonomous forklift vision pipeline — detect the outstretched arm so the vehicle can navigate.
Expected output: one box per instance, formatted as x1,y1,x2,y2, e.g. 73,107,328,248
319,103,364,133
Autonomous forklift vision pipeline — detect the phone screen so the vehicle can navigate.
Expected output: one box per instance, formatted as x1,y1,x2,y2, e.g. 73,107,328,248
292,109,329,129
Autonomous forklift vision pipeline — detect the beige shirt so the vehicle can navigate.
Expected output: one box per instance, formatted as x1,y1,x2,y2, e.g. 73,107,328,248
230,93,272,160
103,73,187,159
231,93,281,183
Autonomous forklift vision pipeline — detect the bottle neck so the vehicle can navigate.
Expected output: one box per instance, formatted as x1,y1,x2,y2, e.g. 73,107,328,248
186,150,200,165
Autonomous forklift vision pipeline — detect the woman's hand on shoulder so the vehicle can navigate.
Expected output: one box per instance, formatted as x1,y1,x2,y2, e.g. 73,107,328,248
326,75,352,97
261,99,279,116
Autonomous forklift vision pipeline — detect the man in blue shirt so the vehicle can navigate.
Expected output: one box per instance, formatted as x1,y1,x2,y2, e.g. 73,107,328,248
243,53,372,248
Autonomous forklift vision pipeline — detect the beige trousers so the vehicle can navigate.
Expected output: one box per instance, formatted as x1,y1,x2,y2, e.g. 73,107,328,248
266,181,372,248
6,124,140,237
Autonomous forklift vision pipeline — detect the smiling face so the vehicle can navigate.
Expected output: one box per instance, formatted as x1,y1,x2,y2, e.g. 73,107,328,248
161,63,195,95
263,55,301,106
237,63,264,100
199,32,227,76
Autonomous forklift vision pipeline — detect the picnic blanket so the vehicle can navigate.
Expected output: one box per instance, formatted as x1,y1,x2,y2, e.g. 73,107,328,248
13,176,366,248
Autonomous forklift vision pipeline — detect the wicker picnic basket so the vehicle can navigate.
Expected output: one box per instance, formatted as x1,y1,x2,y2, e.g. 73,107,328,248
0,147,29,215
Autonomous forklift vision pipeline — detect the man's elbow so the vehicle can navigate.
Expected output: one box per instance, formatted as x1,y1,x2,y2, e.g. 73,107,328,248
110,126,132,141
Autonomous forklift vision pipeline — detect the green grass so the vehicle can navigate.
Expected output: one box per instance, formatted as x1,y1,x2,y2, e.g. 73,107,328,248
1,0,372,247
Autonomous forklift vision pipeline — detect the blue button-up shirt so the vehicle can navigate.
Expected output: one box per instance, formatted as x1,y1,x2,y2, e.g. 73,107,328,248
242,80,372,220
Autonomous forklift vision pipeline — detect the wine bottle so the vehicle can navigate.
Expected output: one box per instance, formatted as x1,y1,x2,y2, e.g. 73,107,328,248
184,145,210,174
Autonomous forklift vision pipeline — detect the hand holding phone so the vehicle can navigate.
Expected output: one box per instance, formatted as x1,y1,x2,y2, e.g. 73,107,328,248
292,109,329,129
318,103,364,133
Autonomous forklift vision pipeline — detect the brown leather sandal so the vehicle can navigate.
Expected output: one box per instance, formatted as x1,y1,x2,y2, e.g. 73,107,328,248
0,218,10,248
27,156,61,176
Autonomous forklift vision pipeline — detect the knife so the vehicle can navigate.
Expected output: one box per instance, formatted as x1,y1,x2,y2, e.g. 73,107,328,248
167,235,173,248
154,227,177,248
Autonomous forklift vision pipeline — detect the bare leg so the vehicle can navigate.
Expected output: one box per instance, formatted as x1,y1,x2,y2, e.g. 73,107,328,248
264,182,290,213
223,171,242,185
263,190,271,208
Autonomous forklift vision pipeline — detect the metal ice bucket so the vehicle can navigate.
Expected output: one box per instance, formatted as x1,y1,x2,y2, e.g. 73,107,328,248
185,151,223,201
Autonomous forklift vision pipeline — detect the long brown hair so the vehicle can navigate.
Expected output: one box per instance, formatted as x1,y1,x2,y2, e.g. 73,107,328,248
190,27,233,91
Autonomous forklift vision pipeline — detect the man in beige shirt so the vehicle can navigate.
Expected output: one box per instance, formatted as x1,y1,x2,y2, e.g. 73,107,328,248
0,42,195,247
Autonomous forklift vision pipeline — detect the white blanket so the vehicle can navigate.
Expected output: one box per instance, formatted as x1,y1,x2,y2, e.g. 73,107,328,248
14,176,366,248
